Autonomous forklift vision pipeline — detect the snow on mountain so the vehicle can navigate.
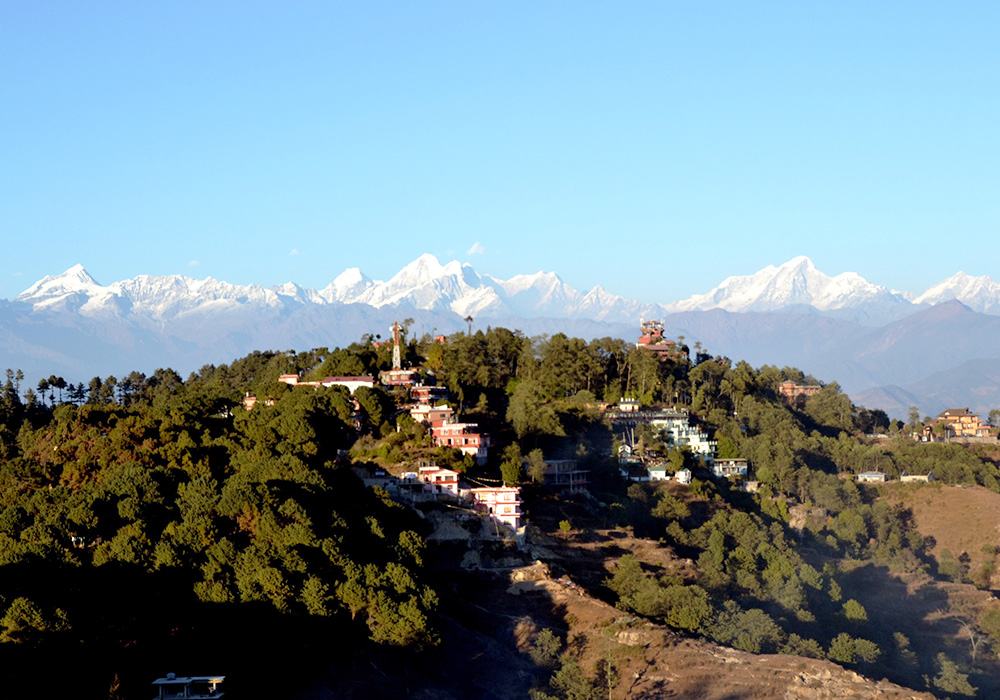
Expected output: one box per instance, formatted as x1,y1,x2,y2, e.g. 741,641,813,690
323,268,374,303
16,264,114,313
17,267,300,319
18,263,101,298
345,254,506,316
914,272,1000,315
664,256,912,323
488,271,580,317
14,255,1000,335
575,286,666,322
270,281,328,306
113,275,288,317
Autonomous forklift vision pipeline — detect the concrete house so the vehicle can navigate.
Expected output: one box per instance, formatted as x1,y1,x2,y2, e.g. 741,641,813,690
469,486,522,530
712,458,749,479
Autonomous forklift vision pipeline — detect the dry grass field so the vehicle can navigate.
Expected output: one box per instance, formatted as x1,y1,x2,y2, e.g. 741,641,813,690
885,483,1000,589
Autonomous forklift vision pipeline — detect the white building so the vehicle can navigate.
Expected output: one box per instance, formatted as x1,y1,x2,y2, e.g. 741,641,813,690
278,373,376,394
712,458,749,479
469,486,522,530
650,414,717,463
320,375,376,394
418,464,461,496
410,403,455,426
647,465,670,481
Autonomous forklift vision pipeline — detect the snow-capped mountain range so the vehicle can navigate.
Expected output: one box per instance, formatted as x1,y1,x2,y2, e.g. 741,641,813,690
663,256,913,318
14,253,665,324
14,254,1000,323
5,254,1000,420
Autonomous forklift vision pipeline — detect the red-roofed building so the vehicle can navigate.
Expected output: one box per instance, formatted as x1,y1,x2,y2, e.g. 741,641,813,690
778,380,821,406
432,423,489,464
410,384,449,405
636,319,683,360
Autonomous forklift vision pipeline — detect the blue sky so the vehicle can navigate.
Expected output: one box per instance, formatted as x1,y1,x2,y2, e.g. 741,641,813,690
2,2,998,303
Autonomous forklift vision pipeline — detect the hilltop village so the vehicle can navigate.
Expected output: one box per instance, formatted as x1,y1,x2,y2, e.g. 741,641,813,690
244,318,998,537
240,320,762,541
2,320,1000,698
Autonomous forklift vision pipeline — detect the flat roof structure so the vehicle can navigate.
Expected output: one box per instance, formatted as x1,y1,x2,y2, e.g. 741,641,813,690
151,674,225,699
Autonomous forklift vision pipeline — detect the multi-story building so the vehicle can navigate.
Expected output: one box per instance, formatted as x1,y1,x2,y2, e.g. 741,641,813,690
650,413,717,464
410,384,449,405
410,403,455,427
418,464,461,496
712,458,749,479
380,368,421,387
636,319,683,360
469,486,522,530
778,381,821,407
540,459,589,493
431,423,489,464
921,408,992,440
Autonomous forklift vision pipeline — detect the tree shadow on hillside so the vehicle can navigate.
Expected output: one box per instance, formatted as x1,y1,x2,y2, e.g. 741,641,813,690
0,560,361,700
835,562,1000,698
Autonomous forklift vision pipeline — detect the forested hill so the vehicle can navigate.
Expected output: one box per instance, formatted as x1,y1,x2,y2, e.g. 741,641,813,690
0,328,999,698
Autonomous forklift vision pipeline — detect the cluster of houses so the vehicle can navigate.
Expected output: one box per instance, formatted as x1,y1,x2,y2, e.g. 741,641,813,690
611,400,718,464
358,453,597,535
611,396,756,487
355,460,522,533
406,384,491,466
618,451,754,487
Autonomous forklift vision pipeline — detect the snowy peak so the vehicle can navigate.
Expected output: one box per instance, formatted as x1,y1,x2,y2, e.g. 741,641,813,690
487,271,581,316
16,264,113,312
666,256,909,319
270,281,325,305
18,264,103,300
914,272,1000,314
496,271,563,297
346,254,495,314
324,268,374,303
395,253,448,285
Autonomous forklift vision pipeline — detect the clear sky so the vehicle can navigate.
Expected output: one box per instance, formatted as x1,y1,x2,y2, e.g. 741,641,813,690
2,2,998,304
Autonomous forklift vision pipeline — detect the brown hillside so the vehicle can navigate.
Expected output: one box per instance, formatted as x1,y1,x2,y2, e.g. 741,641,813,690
885,483,1000,589
294,499,938,700
509,566,934,700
